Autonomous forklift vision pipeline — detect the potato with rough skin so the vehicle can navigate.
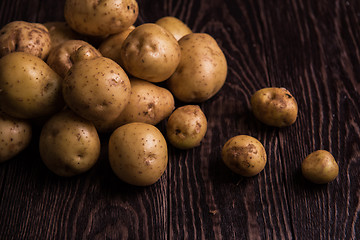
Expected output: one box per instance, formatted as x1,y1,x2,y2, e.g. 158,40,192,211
64,0,138,36
155,16,192,41
166,105,207,149
222,135,267,177
43,21,83,50
108,122,168,186
62,56,131,130
0,52,64,119
167,33,228,102
0,111,32,163
39,109,100,177
0,21,51,59
250,87,298,127
120,23,181,83
47,40,102,78
301,150,339,184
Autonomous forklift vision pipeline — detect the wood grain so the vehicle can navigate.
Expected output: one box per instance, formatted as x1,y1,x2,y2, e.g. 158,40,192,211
0,0,359,239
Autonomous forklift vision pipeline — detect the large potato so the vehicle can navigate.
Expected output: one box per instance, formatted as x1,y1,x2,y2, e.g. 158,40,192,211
167,33,227,102
0,21,51,59
0,52,64,119
0,111,32,163
43,21,83,50
250,87,298,127
155,16,192,41
108,122,168,186
64,0,138,36
120,23,181,83
39,109,100,177
62,56,131,129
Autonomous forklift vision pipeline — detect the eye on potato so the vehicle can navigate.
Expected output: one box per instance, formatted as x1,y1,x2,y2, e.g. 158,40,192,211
155,16,192,41
167,33,228,102
43,21,84,50
0,52,64,119
108,122,168,186
250,87,298,127
64,0,139,36
166,105,207,150
39,109,100,177
0,111,32,163
120,23,181,83
222,135,267,177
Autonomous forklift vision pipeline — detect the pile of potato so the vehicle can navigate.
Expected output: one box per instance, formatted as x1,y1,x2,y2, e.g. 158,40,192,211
0,0,338,186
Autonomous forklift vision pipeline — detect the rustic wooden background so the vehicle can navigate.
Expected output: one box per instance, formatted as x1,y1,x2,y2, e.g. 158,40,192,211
0,0,359,239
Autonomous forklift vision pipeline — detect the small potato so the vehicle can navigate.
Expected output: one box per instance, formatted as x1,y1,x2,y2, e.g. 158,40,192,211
64,0,138,36
0,21,51,59
250,87,298,127
167,33,228,102
108,122,168,186
222,135,267,177
120,23,181,83
47,40,102,78
166,105,207,149
43,21,83,50
0,111,32,163
0,52,64,119
155,16,192,41
39,110,100,177
62,56,131,129
301,150,339,184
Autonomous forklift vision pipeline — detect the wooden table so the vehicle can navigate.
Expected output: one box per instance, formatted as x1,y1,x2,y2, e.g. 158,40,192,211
1,0,359,239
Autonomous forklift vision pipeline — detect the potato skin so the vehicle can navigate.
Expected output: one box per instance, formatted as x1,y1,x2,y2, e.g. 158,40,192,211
0,111,32,163
166,105,207,149
250,87,298,127
155,16,192,41
222,135,267,177
43,21,83,50
39,110,100,177
120,23,181,83
108,122,168,186
167,33,228,102
301,150,339,184
64,0,138,36
0,21,51,59
0,52,64,119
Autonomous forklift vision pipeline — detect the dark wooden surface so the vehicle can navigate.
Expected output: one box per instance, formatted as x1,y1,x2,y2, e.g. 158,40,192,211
1,0,360,239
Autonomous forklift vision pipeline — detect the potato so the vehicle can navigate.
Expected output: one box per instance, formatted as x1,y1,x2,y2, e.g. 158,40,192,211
39,109,100,177
222,135,267,177
250,87,298,127
0,21,51,60
43,21,83,50
301,150,339,184
0,52,64,119
120,23,181,83
47,40,102,78
62,56,131,129
167,33,228,102
166,105,207,149
155,16,192,41
108,122,168,186
64,0,138,36
0,111,32,163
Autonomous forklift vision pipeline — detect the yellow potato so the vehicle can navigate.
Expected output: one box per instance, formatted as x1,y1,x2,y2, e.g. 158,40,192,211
155,16,192,41
43,21,83,50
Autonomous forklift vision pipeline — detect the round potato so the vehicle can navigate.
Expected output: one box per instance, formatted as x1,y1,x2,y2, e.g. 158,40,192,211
108,122,168,186
155,16,192,41
39,109,100,177
166,105,207,149
62,56,131,129
167,33,228,102
43,21,83,50
222,135,267,177
120,23,181,82
47,40,102,78
250,87,298,127
0,21,51,59
0,52,64,119
301,150,339,184
64,0,138,36
0,111,32,163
